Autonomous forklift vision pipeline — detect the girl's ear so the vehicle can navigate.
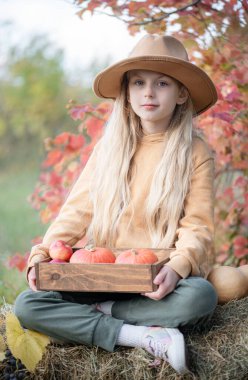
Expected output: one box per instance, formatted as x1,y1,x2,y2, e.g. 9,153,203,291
177,86,188,105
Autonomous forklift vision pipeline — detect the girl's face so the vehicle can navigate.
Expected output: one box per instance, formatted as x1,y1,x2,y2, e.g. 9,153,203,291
127,69,188,134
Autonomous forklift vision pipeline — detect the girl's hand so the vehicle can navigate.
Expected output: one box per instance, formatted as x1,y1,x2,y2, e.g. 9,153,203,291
28,266,37,291
142,265,181,300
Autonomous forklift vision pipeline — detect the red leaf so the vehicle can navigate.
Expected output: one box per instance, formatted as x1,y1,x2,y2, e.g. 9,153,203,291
68,134,85,151
69,104,94,121
48,172,62,187
7,253,29,272
85,117,104,141
97,102,112,116
234,176,247,188
54,132,70,145
214,112,233,123
43,150,63,167
233,236,248,258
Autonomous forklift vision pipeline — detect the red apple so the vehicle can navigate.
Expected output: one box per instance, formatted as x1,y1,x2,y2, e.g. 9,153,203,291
49,258,67,264
49,240,73,261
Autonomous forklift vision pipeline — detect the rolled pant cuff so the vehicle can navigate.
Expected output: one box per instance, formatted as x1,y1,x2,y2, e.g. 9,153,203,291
93,314,124,352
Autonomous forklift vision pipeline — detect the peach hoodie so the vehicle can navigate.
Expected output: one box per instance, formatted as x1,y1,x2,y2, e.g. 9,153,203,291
27,131,215,280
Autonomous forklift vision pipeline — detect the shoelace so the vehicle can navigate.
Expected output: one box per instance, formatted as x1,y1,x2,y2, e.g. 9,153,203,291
147,337,169,360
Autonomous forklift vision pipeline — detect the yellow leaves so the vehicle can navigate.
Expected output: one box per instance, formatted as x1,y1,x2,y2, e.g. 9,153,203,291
6,313,50,372
0,351,5,362
0,334,6,361
0,334,6,351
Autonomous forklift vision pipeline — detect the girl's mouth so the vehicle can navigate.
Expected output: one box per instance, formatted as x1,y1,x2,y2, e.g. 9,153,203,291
142,104,159,110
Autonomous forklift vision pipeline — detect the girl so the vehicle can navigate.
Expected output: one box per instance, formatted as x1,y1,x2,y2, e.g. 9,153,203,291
15,34,218,375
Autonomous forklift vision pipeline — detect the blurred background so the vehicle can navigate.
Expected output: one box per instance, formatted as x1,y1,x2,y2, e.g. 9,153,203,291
0,0,247,304
0,0,144,301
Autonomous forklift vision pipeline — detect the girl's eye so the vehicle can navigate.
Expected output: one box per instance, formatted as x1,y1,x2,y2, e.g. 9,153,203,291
134,80,144,86
158,81,168,87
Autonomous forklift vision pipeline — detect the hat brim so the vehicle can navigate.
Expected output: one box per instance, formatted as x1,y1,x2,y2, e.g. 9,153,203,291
93,56,218,116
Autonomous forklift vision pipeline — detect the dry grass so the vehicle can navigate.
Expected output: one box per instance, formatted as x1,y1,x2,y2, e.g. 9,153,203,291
0,297,248,380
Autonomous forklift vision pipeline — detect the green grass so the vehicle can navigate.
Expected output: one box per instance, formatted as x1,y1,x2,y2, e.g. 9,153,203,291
0,263,27,306
0,161,48,305
0,165,47,254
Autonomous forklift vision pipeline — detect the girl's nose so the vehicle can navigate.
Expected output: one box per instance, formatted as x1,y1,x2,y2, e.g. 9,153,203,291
144,84,154,98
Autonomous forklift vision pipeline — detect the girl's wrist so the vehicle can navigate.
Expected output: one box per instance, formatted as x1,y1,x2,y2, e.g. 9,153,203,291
165,256,191,279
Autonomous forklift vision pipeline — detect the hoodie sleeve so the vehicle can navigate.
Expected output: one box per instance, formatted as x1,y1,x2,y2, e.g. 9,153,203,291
165,137,215,279
26,141,101,274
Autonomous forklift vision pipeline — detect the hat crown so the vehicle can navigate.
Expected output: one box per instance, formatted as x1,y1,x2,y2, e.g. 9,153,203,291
129,35,189,61
93,33,217,115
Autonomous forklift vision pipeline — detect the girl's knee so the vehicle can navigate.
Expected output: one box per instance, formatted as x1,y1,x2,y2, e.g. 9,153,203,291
14,289,62,326
14,289,36,324
178,277,218,315
195,278,218,311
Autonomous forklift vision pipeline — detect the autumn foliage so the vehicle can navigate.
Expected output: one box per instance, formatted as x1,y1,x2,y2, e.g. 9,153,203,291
30,101,111,224
9,1,248,271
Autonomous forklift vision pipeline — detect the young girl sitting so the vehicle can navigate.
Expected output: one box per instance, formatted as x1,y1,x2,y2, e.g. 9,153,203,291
15,34,218,375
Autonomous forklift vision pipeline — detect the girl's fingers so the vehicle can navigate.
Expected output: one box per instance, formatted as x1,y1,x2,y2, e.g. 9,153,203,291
29,281,37,291
142,285,169,300
142,265,181,301
153,276,162,285
143,291,166,300
153,270,167,284
28,269,38,291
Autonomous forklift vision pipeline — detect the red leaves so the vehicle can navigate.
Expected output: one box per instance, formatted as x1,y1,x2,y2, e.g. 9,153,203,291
48,172,62,187
128,1,147,14
29,102,108,225
85,117,103,142
68,134,85,151
54,132,70,145
7,253,30,272
54,132,85,151
43,150,63,167
69,103,94,121
68,102,111,143
215,174,248,265
233,236,248,259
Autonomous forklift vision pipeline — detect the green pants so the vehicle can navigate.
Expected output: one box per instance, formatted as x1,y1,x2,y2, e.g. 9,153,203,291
14,277,217,352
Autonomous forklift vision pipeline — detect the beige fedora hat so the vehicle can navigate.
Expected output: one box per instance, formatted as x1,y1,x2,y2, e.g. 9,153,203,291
93,34,218,116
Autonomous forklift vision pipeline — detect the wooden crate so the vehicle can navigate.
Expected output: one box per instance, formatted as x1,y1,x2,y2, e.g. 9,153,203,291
35,248,172,293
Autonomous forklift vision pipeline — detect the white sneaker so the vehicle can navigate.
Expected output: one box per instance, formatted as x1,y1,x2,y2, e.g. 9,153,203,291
142,327,189,374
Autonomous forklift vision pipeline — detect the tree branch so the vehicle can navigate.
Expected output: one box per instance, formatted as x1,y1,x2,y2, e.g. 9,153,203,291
195,6,222,53
89,0,203,26
129,0,202,26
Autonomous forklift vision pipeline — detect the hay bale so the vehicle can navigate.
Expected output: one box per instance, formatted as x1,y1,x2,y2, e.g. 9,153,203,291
1,298,248,380
184,297,248,379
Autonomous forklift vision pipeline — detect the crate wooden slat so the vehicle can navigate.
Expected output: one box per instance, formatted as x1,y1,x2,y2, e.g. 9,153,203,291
35,248,172,293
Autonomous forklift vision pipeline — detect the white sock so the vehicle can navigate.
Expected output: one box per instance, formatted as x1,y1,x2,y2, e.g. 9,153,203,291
116,324,148,347
95,301,115,315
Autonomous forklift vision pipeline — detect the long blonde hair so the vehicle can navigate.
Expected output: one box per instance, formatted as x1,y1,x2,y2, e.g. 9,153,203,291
87,73,198,248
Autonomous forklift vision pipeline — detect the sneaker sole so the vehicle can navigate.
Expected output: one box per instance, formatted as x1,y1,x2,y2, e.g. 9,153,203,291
166,328,189,375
